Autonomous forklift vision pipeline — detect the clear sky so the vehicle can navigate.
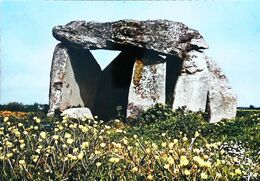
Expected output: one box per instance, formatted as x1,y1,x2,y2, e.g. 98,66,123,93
1,0,260,107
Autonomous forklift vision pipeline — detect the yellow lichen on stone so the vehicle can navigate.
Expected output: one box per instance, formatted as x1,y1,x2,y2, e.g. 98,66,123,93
133,59,144,86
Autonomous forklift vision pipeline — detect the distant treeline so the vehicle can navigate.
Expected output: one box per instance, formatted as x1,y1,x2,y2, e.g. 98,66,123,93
238,105,260,110
0,102,49,113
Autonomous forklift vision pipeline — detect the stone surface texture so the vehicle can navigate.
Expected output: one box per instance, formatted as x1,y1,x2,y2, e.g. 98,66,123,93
61,108,93,120
206,57,237,123
49,19,237,123
52,19,208,58
48,43,101,115
172,50,209,112
127,54,166,118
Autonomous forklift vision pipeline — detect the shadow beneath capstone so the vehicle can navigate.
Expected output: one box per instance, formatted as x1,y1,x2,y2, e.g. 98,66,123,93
166,55,183,107
68,48,102,110
93,50,136,121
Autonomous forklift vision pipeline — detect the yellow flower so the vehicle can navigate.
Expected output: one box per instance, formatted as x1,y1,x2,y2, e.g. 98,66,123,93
32,155,39,163
167,156,174,165
81,142,89,149
216,173,222,178
193,156,205,167
161,142,167,147
204,161,211,168
174,168,179,174
94,150,101,155
147,174,153,180
173,139,178,144
14,130,21,137
6,153,13,158
168,142,174,149
109,157,120,163
100,143,106,148
183,136,188,142
235,168,242,175
18,123,23,127
161,133,166,137
64,133,72,138
133,135,138,139
20,143,26,149
123,139,128,145
5,141,13,148
115,129,123,133
146,148,151,153
72,148,78,153
77,152,84,160
152,143,158,149
131,166,138,172
36,148,41,154
19,139,24,144
3,117,9,122
54,128,59,132
66,138,74,144
164,164,170,169
203,155,209,160
220,149,225,154
52,135,59,140
195,131,200,137
96,162,102,167
180,155,189,166
35,118,41,123
200,172,208,179
40,131,47,139
184,169,190,176
19,160,26,165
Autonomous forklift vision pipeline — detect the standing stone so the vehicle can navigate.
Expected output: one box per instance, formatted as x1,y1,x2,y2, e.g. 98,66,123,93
206,57,237,123
49,43,70,114
172,51,209,112
127,53,166,118
48,43,101,115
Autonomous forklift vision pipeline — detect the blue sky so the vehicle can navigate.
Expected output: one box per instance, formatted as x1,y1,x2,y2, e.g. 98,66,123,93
1,0,260,107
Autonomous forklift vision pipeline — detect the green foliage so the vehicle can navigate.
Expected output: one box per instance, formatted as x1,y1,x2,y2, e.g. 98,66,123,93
127,104,206,140
127,104,260,158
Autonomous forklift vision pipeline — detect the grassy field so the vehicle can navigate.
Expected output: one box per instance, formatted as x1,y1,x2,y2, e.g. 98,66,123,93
0,105,259,180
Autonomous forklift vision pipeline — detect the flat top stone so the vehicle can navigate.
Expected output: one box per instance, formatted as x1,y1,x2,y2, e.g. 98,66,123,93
53,19,208,58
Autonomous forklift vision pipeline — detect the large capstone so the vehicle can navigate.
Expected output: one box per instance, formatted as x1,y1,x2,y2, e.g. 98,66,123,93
49,19,237,123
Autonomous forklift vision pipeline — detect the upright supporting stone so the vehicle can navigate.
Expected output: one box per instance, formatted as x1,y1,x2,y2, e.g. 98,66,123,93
127,54,166,118
48,43,101,115
49,43,70,114
172,51,209,112
206,57,237,123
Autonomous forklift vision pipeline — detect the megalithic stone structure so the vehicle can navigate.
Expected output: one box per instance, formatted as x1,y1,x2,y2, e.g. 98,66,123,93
127,53,166,118
48,19,237,122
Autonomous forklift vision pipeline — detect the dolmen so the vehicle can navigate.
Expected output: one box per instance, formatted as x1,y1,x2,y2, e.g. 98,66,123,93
48,19,237,123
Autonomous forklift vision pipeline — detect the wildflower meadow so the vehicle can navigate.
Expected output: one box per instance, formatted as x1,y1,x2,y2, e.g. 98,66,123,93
0,104,259,180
